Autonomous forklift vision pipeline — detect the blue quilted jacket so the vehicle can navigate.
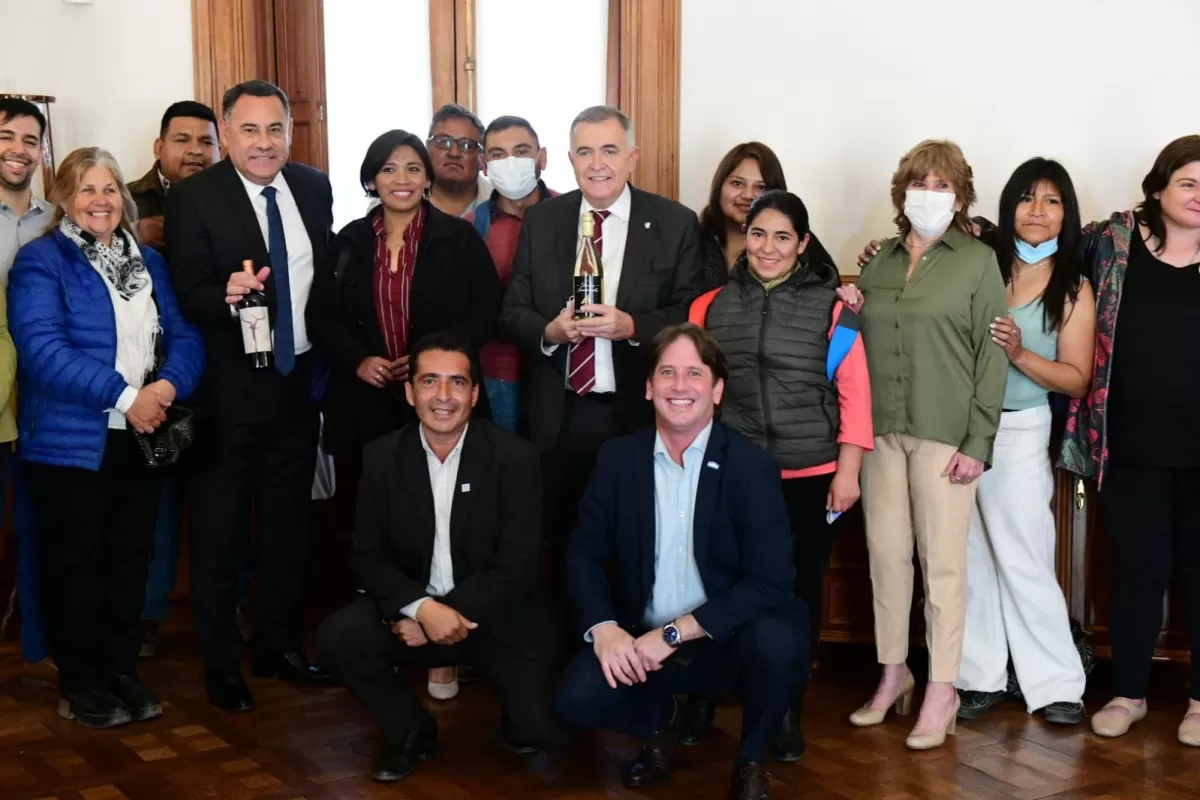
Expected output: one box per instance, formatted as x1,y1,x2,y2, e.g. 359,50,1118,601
8,229,205,470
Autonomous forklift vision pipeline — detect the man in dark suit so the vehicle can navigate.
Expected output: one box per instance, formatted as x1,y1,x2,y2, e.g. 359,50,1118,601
317,332,562,783
499,105,705,618
165,80,334,712
555,324,809,800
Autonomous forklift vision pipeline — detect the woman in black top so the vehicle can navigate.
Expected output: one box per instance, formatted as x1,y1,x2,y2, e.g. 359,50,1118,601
307,130,500,459
698,142,836,289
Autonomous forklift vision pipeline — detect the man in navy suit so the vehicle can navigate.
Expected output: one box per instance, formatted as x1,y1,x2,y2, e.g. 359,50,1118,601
555,323,809,800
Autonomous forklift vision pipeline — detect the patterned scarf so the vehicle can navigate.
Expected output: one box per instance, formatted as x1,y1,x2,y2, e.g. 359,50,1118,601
60,216,151,301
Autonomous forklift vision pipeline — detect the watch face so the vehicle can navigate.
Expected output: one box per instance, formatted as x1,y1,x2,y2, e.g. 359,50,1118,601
663,624,680,646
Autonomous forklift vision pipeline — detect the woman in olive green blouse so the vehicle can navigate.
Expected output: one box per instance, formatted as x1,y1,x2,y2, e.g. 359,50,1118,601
839,140,1008,750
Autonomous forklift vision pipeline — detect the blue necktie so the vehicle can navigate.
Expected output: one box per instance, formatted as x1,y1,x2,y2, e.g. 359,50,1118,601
261,186,295,375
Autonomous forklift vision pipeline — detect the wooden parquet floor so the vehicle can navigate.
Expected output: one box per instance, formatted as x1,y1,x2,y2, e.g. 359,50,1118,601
3,628,1200,799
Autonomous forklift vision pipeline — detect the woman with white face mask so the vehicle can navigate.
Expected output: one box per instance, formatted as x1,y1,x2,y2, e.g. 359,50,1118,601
843,140,1008,750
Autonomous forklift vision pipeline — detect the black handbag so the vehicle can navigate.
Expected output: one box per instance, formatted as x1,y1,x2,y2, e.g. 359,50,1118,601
130,329,194,469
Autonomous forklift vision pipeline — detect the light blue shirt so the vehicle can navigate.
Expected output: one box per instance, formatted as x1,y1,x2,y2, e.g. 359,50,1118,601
582,420,713,642
643,421,712,629
1003,296,1059,411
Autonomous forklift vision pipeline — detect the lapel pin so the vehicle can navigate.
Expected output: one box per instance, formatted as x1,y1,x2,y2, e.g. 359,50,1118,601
706,461,720,470
461,483,471,492
644,221,652,229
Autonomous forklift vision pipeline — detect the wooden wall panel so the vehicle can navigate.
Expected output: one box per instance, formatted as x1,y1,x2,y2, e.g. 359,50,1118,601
617,0,681,200
192,0,272,114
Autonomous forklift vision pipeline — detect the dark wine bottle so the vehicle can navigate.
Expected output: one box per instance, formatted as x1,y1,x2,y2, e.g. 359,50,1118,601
236,259,273,370
573,211,602,319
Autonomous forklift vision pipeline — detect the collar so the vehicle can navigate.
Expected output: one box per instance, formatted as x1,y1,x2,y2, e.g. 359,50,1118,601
581,182,631,222
884,224,972,257
653,419,714,463
0,193,51,217
235,165,288,200
488,179,554,219
157,167,171,194
419,421,469,464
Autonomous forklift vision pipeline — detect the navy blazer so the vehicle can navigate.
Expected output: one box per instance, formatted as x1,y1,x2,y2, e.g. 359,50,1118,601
564,420,795,644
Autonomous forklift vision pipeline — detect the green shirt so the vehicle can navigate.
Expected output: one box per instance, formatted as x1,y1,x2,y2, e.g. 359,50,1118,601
857,227,1008,465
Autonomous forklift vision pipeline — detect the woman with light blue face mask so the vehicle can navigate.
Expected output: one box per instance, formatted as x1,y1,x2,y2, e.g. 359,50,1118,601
955,158,1095,726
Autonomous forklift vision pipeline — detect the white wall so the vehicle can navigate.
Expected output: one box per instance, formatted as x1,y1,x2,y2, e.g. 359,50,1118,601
0,0,194,196
324,0,433,230
681,0,1200,272
476,0,608,194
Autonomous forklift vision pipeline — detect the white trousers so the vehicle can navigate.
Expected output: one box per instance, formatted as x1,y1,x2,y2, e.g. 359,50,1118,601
955,405,1085,711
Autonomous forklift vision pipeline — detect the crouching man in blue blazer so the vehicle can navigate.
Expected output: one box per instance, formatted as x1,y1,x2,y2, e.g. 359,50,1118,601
555,323,808,800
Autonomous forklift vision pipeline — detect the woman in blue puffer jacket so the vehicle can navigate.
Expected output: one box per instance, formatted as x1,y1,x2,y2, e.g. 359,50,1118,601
8,146,204,730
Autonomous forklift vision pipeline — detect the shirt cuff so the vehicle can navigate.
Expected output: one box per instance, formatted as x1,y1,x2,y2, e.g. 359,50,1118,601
229,304,239,318
400,597,428,621
115,386,139,414
629,339,640,347
583,620,617,643
540,337,559,356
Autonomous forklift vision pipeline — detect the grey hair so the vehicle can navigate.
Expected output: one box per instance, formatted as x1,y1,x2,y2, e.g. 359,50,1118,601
569,105,635,148
428,103,484,139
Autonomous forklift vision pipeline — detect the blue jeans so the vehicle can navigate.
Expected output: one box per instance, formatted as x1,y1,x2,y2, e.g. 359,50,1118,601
142,476,255,623
9,454,48,662
484,378,521,433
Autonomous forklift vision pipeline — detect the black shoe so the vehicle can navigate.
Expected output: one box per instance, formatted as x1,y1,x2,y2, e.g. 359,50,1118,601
679,693,717,746
205,668,255,712
57,690,132,729
1041,701,1085,725
109,674,162,721
622,699,680,789
500,711,538,755
728,761,771,800
373,715,438,782
457,664,478,684
235,607,254,644
139,620,160,660
771,708,804,763
957,689,1006,720
251,651,334,686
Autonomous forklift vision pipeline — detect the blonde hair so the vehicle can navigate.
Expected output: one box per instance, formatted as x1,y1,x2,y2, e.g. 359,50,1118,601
890,139,976,236
49,147,139,238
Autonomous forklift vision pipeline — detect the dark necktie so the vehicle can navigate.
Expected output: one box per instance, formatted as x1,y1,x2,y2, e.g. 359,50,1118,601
260,186,295,375
567,209,611,395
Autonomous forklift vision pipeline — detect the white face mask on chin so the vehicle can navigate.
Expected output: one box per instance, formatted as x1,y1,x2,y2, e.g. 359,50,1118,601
487,156,538,200
904,189,957,239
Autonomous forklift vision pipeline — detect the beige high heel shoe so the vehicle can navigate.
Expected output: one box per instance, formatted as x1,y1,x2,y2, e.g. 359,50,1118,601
1091,698,1146,738
906,696,960,750
849,670,916,727
1178,710,1200,746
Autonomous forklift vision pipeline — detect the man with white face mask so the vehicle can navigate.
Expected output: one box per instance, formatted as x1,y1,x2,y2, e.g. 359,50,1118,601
468,115,557,433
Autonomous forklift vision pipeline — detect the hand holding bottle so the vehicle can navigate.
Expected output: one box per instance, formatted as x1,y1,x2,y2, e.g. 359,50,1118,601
543,302,583,345
226,266,271,305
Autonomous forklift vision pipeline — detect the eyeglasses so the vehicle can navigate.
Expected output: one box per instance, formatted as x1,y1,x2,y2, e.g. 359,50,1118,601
427,135,483,154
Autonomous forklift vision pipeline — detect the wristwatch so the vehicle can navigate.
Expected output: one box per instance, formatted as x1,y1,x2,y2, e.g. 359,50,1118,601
662,620,682,648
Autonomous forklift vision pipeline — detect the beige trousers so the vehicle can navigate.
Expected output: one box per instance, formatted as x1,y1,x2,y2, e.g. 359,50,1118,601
861,433,979,683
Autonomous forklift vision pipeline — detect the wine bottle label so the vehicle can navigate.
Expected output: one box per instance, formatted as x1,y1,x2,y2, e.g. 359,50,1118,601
575,275,601,308
238,307,272,354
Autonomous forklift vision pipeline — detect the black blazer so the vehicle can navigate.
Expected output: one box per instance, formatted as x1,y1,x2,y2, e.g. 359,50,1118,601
499,187,706,453
306,202,500,455
565,421,795,644
164,158,334,416
351,420,555,661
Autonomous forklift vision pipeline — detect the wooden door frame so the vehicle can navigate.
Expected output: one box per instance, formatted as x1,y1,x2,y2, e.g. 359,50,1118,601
427,0,681,199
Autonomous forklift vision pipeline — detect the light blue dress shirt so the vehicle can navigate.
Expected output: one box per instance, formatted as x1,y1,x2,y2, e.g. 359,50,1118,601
583,420,714,641
643,420,712,629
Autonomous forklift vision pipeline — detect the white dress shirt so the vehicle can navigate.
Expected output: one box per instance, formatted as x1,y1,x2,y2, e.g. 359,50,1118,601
542,183,632,394
400,423,469,619
235,168,314,355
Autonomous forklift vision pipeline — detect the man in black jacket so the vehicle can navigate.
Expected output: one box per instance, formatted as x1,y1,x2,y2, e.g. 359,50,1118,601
317,332,562,783
499,105,705,623
165,80,334,712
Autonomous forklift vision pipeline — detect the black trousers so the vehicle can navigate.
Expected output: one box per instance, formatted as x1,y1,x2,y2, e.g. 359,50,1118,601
555,598,810,763
1101,462,1200,700
780,473,846,653
28,431,166,695
189,395,320,669
316,596,562,748
543,392,621,633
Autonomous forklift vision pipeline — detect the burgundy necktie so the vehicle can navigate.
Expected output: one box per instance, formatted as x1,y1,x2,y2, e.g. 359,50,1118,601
567,210,611,395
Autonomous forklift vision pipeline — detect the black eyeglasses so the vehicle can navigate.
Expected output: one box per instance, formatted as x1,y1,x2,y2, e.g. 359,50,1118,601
427,134,483,154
